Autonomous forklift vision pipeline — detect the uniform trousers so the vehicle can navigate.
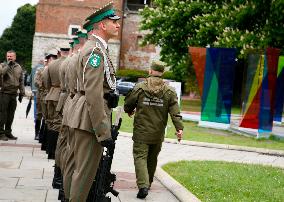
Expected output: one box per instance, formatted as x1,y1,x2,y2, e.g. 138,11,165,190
35,92,43,120
63,127,75,199
69,129,103,202
55,125,68,169
0,93,17,135
133,141,162,189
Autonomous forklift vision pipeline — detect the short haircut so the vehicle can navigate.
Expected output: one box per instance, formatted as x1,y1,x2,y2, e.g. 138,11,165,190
93,22,100,30
7,50,16,55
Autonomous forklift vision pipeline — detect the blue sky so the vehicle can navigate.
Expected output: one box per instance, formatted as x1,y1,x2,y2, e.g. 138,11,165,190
0,0,39,36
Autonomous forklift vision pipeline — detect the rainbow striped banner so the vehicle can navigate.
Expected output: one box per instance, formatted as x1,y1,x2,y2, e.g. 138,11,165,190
273,56,284,123
240,48,280,132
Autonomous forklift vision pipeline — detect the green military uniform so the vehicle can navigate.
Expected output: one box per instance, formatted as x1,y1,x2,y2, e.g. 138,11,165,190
68,3,120,200
62,33,87,200
69,35,117,202
0,61,25,140
34,67,45,120
32,62,44,140
45,50,68,159
55,55,72,172
124,74,183,190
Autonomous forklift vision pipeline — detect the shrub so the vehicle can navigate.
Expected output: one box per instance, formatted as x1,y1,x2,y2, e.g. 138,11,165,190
116,69,148,82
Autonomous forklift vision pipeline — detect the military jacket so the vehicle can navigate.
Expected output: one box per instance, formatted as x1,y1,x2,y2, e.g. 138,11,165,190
124,76,184,144
45,57,66,101
56,56,71,112
0,61,25,95
34,67,44,98
67,53,79,94
42,66,50,101
70,35,116,142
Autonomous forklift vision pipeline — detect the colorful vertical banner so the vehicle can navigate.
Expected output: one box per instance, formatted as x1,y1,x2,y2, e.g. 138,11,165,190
188,47,206,97
190,47,237,124
240,53,263,129
273,56,284,123
240,48,280,132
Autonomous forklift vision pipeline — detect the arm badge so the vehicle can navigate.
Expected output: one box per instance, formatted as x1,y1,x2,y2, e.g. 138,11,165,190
89,53,101,68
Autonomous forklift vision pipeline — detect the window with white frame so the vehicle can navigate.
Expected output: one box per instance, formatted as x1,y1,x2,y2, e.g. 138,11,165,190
126,0,152,11
68,25,81,36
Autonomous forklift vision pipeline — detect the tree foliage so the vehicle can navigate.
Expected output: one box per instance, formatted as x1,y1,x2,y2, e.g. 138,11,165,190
0,4,36,73
140,0,284,82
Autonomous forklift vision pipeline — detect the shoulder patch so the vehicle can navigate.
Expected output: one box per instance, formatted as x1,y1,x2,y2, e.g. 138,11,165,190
88,53,101,68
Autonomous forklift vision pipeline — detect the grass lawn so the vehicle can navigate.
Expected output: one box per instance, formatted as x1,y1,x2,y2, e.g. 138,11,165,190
163,161,284,202
117,96,284,151
180,99,242,115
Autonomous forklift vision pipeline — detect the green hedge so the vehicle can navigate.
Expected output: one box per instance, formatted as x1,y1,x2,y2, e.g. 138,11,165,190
116,69,148,82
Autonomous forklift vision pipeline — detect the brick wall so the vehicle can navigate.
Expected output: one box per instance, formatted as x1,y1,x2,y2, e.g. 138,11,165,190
36,0,123,35
32,0,123,68
120,13,160,70
32,0,160,70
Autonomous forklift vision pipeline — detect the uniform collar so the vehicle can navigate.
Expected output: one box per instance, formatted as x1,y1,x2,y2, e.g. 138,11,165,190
92,34,108,50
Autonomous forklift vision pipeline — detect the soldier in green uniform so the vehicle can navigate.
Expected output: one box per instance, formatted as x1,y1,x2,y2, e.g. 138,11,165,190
0,50,25,141
62,30,88,201
40,49,58,150
124,61,184,199
68,2,120,201
45,44,70,159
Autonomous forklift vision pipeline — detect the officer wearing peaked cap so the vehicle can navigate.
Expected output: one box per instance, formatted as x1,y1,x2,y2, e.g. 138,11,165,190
68,2,120,202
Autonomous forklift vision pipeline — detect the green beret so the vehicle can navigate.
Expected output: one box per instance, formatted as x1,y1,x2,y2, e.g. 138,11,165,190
151,61,165,72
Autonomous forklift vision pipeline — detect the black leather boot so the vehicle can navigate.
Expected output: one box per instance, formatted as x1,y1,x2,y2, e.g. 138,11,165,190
41,124,48,151
52,165,62,189
137,187,148,199
58,180,65,201
39,119,45,143
48,130,59,160
35,119,41,140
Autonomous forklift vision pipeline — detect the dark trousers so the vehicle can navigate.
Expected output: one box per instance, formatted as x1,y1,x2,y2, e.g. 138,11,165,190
133,141,162,189
0,93,17,135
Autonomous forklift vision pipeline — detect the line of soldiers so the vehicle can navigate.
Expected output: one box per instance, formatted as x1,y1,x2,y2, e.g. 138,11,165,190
34,3,121,202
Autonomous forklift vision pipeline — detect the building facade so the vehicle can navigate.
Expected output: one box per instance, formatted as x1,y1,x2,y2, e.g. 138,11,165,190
32,0,160,70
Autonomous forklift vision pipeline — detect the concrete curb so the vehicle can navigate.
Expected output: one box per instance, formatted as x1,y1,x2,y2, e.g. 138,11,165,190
163,138,284,157
119,132,284,157
155,167,201,202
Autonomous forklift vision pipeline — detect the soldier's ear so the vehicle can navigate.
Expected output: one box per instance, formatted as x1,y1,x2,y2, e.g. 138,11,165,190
100,21,107,31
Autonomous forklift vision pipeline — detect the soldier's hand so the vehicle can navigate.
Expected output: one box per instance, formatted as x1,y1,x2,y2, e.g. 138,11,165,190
18,94,23,103
100,138,114,148
176,130,183,142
